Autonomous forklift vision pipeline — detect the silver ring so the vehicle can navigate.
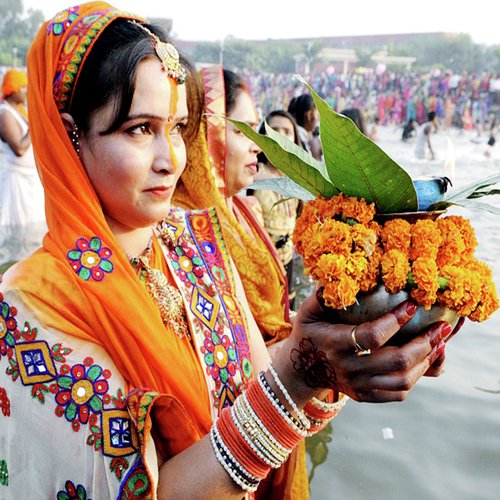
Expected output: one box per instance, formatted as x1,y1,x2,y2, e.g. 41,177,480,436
351,326,371,357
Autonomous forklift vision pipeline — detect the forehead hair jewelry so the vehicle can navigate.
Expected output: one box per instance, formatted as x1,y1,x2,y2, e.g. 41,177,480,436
129,20,187,84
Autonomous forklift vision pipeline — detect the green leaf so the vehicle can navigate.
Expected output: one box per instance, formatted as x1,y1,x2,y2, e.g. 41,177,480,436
429,173,500,213
227,118,337,198
295,75,418,213
248,178,315,201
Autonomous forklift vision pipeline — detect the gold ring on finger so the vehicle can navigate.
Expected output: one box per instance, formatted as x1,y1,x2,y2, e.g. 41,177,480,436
351,325,371,357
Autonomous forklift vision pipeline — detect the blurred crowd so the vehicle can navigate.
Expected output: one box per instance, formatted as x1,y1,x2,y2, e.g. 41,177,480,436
244,68,500,130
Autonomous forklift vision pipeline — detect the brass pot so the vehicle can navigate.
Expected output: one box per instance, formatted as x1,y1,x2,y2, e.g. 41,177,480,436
331,284,459,344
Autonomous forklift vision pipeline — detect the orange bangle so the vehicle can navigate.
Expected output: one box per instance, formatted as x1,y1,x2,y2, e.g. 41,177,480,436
246,379,303,449
218,406,271,478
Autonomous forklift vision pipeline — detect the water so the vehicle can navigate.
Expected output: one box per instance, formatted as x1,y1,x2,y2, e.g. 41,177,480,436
308,126,500,500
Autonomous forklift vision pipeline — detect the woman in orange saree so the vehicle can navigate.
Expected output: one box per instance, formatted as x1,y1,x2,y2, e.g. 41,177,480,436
0,2,453,498
173,66,292,346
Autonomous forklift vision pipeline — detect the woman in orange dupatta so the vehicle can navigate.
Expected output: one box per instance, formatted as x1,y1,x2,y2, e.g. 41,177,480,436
173,66,292,346
0,2,455,499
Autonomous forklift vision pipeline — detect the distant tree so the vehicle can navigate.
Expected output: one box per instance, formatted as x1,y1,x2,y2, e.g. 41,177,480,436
0,0,44,66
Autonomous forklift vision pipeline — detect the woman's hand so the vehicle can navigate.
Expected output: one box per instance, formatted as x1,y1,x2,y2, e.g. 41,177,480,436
272,291,451,406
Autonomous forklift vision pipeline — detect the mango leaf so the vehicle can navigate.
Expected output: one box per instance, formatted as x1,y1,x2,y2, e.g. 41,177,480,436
295,75,418,214
228,118,337,198
429,173,500,214
248,178,315,201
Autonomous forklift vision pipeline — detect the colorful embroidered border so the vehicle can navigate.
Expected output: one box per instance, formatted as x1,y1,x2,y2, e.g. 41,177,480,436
0,292,140,486
186,209,253,386
52,9,141,112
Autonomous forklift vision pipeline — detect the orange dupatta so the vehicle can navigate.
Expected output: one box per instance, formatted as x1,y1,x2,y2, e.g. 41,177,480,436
1,1,211,456
173,65,292,344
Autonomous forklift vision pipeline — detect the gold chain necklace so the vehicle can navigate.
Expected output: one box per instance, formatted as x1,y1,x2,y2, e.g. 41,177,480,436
129,241,190,340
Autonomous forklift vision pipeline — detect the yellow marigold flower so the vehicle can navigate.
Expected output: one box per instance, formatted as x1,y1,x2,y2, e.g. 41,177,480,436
381,249,410,294
351,224,378,257
437,265,482,317
359,246,383,292
437,216,477,267
346,250,369,282
315,195,343,219
381,218,412,255
469,277,499,322
340,195,376,224
367,220,382,240
468,258,493,280
323,275,359,309
301,219,351,268
313,253,347,282
410,257,439,310
410,219,441,261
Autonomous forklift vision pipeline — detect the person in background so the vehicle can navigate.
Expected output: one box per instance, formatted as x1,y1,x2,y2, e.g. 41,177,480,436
251,110,303,311
402,118,417,142
368,116,380,141
415,111,438,160
0,69,46,264
340,107,367,135
174,66,293,346
288,93,322,159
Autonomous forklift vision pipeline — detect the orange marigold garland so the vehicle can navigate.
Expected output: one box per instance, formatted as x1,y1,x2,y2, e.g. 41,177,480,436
292,194,498,322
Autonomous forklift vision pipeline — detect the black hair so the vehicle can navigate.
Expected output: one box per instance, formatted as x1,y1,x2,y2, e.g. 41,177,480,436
257,110,300,165
222,68,249,115
428,111,436,121
288,94,315,128
340,108,366,135
69,18,202,143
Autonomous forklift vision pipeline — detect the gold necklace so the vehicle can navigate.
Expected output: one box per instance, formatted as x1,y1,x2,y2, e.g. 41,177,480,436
130,243,190,340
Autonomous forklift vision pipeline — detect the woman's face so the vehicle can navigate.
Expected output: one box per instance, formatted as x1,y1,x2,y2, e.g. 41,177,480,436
225,90,260,198
267,114,296,143
79,58,188,232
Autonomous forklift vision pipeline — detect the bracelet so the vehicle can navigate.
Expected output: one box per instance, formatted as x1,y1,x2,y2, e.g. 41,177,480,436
210,422,261,492
267,363,311,430
257,372,308,438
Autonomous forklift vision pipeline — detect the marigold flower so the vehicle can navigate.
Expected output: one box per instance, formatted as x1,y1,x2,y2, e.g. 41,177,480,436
346,250,369,282
437,265,482,317
381,218,412,256
351,224,379,257
313,253,346,282
410,219,441,261
381,249,410,294
469,277,499,322
323,275,359,309
437,216,476,267
410,257,439,310
359,246,382,292
292,194,497,322
339,194,376,225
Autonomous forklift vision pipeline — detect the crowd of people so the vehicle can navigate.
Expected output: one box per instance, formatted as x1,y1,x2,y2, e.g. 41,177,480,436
245,67,500,132
0,2,484,498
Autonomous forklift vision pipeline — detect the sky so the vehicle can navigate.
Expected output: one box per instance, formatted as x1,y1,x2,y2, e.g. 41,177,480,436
23,0,500,46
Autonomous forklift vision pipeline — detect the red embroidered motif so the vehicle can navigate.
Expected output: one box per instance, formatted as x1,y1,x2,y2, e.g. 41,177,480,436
0,387,11,416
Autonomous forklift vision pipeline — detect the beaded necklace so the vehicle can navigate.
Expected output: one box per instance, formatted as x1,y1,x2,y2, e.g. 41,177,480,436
129,237,190,340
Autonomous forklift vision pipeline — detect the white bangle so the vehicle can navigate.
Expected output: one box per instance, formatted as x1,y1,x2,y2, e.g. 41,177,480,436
267,363,310,430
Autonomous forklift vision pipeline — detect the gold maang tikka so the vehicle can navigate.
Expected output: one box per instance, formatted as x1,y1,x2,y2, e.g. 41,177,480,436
129,20,187,84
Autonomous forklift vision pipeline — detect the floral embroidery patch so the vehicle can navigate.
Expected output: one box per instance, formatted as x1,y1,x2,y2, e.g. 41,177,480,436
67,237,113,281
55,357,110,431
46,6,80,36
203,328,237,384
56,480,89,500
